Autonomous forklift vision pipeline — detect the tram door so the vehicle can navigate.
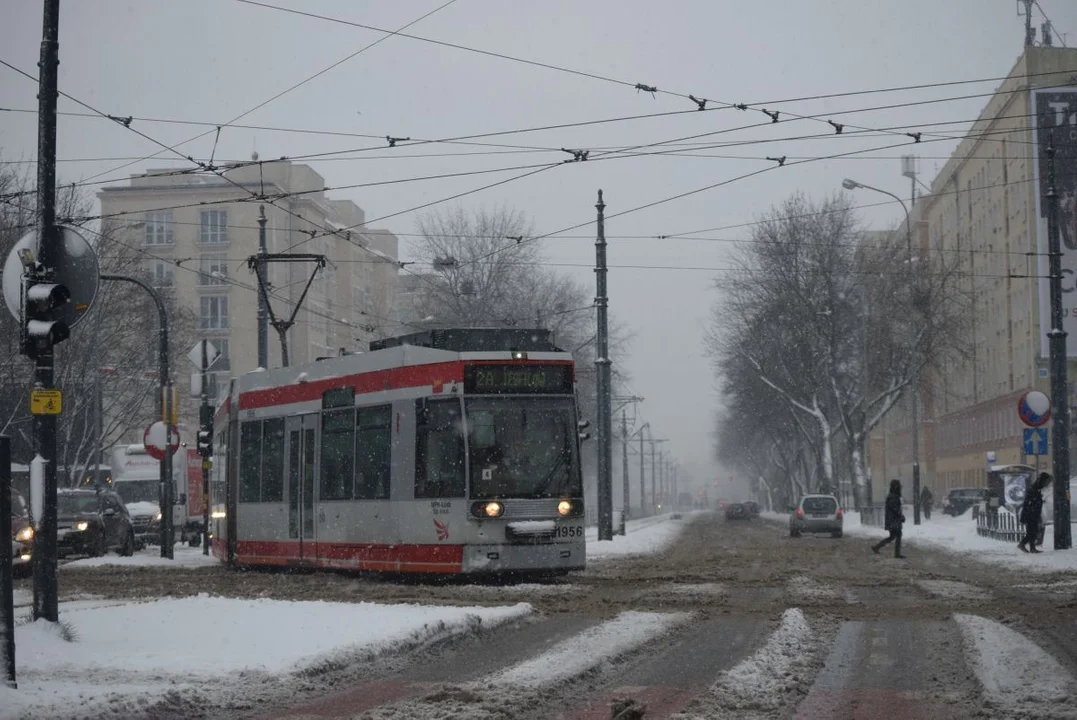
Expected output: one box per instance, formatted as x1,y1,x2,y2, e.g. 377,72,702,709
285,414,318,560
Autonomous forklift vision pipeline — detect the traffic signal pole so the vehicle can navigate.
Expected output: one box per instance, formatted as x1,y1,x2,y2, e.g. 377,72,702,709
31,0,61,623
200,338,211,555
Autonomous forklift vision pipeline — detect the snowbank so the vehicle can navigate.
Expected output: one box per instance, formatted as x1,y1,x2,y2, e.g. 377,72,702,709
841,511,1077,573
0,596,531,719
585,513,686,559
64,545,218,569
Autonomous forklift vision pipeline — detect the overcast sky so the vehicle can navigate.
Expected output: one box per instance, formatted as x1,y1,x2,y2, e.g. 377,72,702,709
3,0,1077,494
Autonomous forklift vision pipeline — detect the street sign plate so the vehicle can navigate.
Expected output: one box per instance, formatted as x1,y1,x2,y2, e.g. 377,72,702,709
1023,427,1049,456
143,420,181,461
30,389,62,415
187,340,220,371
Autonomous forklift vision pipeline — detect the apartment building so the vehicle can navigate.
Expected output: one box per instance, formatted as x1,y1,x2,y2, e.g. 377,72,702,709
98,160,400,430
869,45,1077,500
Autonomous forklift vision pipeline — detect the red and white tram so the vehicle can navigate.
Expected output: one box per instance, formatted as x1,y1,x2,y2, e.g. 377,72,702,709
210,328,586,575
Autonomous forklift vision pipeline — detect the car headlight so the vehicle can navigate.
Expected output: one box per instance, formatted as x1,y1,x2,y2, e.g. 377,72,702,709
15,526,33,542
155,512,163,521
75,521,90,532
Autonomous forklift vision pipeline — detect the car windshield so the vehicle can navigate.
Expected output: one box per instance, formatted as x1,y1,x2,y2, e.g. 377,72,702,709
113,480,158,505
58,494,99,515
465,396,581,499
802,497,837,514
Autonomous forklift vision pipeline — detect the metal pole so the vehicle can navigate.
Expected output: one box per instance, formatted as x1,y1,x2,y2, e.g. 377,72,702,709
256,206,268,369
621,410,630,519
31,0,61,623
639,425,646,517
1045,140,1072,549
594,190,613,541
201,339,211,555
650,438,656,513
1,436,15,687
99,275,171,557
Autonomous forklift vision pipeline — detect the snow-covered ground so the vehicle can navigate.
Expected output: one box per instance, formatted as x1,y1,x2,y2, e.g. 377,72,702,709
63,545,218,569
763,509,1077,572
0,596,531,720
585,512,688,559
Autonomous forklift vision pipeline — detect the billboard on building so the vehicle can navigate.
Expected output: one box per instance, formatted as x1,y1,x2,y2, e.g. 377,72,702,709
1031,88,1077,358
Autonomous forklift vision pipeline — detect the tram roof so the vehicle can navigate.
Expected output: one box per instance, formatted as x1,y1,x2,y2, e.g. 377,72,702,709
369,328,563,353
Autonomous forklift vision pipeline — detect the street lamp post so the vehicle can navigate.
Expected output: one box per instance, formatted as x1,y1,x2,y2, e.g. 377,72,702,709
842,178,922,525
99,274,174,556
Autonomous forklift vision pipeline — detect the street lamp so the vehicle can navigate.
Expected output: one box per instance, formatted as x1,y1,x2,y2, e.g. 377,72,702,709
842,177,921,525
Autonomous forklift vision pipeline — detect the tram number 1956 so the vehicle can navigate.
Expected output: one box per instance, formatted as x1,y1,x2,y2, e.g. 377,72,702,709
555,525,583,538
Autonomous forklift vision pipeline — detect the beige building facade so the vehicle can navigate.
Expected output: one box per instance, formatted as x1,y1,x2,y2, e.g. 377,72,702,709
98,160,400,432
869,45,1077,501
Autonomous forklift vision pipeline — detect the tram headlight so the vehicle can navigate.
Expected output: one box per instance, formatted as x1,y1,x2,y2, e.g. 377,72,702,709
16,526,34,542
483,501,504,518
557,500,573,517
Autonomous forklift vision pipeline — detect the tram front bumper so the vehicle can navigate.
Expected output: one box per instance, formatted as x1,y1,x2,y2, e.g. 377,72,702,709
462,540,585,573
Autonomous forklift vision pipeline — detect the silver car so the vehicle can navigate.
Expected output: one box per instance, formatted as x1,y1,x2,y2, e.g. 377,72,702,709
789,494,844,538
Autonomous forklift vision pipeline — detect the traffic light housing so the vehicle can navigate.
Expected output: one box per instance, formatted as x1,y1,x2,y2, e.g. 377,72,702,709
197,404,214,458
23,280,71,357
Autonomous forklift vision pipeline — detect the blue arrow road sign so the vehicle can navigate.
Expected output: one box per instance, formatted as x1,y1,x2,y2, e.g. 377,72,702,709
1023,427,1048,456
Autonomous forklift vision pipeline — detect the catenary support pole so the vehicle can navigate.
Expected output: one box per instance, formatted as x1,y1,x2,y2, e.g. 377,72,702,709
621,410,630,519
594,190,613,541
31,0,61,623
1045,140,1072,549
1,436,15,688
639,425,646,517
256,205,268,369
201,339,211,555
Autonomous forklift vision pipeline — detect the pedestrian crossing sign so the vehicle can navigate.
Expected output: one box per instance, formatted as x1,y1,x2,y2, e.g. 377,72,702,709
30,389,62,415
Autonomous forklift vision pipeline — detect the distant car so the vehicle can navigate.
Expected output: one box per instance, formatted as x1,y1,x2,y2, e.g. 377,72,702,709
789,495,844,538
942,487,988,517
744,501,760,517
56,489,135,558
725,503,753,520
11,488,32,576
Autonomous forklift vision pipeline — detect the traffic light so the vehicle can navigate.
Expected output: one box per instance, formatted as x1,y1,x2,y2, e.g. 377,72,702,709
197,429,212,458
23,280,71,357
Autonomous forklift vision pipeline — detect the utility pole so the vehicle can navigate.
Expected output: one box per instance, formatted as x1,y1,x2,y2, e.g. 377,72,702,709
256,205,268,369
621,411,630,519
1,436,15,688
902,156,922,526
1045,140,1072,549
199,338,212,555
594,190,613,541
638,423,647,517
31,0,61,623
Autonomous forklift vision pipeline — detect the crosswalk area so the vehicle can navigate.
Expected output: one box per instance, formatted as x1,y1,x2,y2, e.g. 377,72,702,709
264,575,1077,720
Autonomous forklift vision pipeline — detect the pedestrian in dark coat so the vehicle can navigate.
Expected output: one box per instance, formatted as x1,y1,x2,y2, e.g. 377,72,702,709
1019,472,1052,553
872,479,906,558
921,486,934,521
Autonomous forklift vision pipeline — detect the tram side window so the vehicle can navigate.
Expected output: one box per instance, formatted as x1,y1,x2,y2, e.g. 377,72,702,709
321,408,356,500
415,399,465,499
261,418,285,502
355,404,391,499
239,421,262,502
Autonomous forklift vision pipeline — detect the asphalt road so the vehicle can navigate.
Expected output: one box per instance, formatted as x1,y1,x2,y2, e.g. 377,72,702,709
23,511,1077,719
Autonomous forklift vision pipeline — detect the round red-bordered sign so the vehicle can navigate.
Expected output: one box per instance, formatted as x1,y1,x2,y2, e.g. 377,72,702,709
143,421,180,461
1018,390,1052,428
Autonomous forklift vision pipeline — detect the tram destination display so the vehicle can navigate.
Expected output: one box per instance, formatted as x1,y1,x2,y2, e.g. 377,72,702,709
464,364,573,394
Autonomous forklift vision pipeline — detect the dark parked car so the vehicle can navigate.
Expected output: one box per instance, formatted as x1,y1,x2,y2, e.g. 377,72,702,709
725,502,751,520
56,489,135,557
744,501,760,517
942,487,988,517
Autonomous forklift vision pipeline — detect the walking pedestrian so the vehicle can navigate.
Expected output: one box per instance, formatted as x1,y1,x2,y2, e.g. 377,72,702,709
1019,472,1052,554
921,486,934,521
872,479,907,559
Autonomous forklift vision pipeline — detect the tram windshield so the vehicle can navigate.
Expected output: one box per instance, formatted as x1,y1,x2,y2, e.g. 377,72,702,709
465,396,580,499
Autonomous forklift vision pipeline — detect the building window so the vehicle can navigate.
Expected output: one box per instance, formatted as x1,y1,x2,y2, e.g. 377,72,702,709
199,255,229,285
200,296,228,330
145,259,173,286
200,210,228,244
144,211,174,246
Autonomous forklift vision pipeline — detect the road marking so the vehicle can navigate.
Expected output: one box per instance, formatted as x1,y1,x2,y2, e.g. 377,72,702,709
916,580,991,601
483,611,690,688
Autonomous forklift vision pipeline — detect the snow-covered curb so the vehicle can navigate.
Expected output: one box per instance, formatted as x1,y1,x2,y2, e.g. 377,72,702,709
586,513,690,559
0,596,532,720
64,546,218,569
